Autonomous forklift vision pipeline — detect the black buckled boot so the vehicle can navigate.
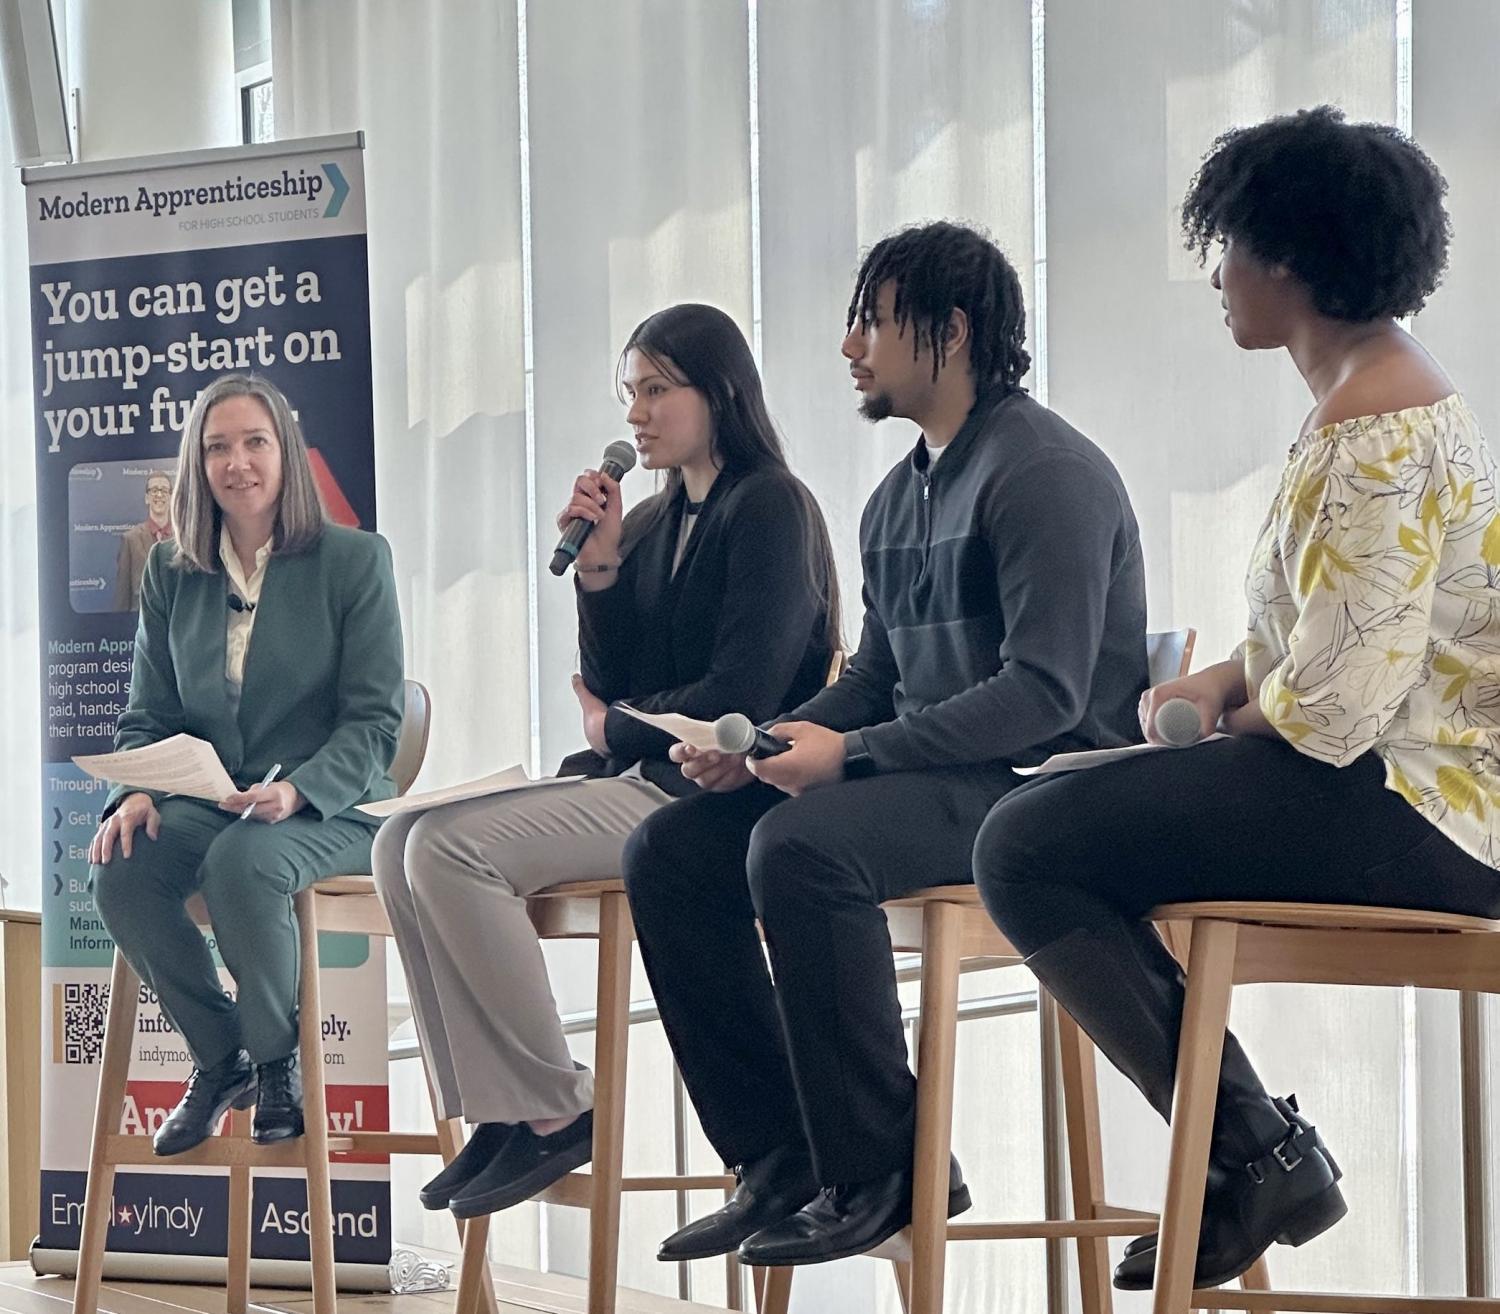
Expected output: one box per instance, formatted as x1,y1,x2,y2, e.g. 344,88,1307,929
1114,1093,1345,1286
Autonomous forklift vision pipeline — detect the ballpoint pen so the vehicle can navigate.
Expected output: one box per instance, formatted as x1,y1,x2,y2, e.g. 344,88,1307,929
240,762,283,820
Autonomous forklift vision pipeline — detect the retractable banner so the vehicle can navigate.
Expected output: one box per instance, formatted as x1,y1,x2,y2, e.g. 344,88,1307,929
22,135,392,1288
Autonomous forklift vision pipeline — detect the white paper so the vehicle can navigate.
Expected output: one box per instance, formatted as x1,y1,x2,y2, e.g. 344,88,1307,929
357,766,585,819
72,733,238,801
1014,733,1228,777
613,704,723,751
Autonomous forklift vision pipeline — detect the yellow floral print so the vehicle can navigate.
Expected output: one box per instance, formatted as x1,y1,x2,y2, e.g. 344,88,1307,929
1244,395,1500,868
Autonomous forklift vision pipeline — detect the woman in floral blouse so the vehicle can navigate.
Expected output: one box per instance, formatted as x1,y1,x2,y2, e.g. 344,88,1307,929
973,105,1500,1293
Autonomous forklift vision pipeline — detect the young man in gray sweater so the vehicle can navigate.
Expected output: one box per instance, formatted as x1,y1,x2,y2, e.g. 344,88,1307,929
623,220,1149,1267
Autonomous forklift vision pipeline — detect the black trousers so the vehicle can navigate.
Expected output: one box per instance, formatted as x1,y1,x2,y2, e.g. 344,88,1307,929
622,764,1019,1185
973,736,1500,1158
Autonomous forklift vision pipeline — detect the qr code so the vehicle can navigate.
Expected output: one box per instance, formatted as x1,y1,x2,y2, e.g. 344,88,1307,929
61,982,109,1064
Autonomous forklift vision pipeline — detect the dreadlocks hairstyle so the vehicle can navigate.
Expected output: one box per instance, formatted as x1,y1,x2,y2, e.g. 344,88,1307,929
1181,105,1450,322
847,220,1031,391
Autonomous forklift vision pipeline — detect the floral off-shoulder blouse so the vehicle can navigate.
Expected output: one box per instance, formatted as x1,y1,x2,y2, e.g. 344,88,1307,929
1243,393,1500,869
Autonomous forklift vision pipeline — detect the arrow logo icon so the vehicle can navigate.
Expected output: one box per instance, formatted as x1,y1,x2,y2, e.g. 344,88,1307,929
53,840,63,863
53,873,62,898
322,163,350,219
52,807,62,830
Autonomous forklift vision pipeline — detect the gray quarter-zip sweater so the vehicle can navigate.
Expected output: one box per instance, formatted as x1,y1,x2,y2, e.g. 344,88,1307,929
788,386,1148,771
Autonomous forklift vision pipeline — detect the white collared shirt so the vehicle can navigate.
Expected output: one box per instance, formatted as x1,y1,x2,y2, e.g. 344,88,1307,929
219,530,272,687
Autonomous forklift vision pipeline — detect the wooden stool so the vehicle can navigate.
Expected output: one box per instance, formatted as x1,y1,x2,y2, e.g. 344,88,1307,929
452,879,760,1314
73,680,501,1314
1147,901,1500,1314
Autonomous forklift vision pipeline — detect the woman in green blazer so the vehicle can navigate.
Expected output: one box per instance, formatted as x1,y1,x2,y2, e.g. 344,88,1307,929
88,373,404,1157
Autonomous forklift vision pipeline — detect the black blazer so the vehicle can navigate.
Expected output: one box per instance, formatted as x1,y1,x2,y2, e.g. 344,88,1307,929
569,466,833,797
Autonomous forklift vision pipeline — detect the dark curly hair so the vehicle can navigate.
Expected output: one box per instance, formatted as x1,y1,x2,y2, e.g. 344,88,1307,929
1181,105,1450,322
848,220,1031,391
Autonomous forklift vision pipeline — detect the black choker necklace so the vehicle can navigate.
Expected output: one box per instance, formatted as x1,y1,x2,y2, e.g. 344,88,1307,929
684,498,705,515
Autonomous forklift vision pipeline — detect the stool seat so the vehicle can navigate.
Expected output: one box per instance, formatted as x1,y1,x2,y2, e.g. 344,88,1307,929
1151,900,1500,934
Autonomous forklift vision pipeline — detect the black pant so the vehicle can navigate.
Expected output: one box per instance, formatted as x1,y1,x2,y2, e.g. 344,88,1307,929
623,765,1019,1184
973,736,1500,1159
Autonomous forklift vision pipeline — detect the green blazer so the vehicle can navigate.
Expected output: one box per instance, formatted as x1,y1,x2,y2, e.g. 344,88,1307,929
104,523,405,826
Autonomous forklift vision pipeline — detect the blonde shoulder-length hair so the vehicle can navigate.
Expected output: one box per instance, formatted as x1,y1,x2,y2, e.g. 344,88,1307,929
170,374,326,572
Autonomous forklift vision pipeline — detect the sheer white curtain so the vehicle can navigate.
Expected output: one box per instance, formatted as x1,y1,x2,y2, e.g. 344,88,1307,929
272,0,533,797
0,112,40,914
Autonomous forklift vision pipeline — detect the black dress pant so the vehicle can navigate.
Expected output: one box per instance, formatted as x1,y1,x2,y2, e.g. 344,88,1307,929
622,764,1018,1185
973,736,1500,1159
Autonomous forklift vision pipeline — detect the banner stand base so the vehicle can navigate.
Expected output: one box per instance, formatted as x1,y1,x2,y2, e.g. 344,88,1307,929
30,1247,394,1294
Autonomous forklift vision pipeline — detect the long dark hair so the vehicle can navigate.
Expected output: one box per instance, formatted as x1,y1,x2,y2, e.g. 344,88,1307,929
618,303,841,652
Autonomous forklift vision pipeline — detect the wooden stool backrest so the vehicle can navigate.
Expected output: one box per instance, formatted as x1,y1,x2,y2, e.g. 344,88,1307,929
1147,627,1196,685
390,678,433,796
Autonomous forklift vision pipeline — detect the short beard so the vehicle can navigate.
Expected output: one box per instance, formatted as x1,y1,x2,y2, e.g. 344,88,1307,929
857,391,895,423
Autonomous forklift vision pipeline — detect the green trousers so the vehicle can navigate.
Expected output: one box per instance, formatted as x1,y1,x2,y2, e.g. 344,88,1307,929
90,797,373,1069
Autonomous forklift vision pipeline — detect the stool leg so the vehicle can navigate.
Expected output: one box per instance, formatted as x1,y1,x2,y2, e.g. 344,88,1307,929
891,1258,913,1313
1152,920,1238,1314
1055,1002,1114,1314
226,1107,253,1314
430,1087,499,1314
453,1214,492,1314
586,893,632,1314
295,891,338,1314
754,1266,793,1314
1237,1254,1275,1314
909,901,962,1314
74,950,140,1314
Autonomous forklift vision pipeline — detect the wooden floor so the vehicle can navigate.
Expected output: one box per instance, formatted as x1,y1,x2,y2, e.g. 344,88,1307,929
0,1262,731,1314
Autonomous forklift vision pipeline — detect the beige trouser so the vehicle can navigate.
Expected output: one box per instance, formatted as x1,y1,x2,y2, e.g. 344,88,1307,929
372,775,669,1123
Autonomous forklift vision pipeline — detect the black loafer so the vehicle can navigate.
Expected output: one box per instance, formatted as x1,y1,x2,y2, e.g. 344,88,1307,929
450,1111,594,1219
153,1050,257,1157
738,1154,971,1267
658,1142,819,1262
419,1122,516,1210
251,1053,305,1145
1113,1106,1345,1292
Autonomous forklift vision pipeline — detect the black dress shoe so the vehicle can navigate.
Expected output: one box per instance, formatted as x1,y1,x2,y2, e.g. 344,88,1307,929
449,1111,593,1219
419,1123,516,1210
1113,1105,1345,1292
154,1050,257,1156
738,1154,971,1267
658,1142,820,1262
252,1053,305,1145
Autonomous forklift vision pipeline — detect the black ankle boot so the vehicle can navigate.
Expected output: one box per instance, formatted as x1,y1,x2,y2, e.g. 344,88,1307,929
154,1050,256,1156
1112,1102,1346,1291
252,1053,304,1145
1118,1094,1344,1263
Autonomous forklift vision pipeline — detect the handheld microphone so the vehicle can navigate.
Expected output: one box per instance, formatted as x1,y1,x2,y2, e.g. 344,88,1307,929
713,712,792,759
1153,697,1204,747
550,439,638,576
227,594,255,615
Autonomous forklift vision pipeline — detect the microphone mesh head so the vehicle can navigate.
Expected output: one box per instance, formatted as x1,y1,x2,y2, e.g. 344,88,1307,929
602,439,638,474
713,713,755,754
1154,697,1204,748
